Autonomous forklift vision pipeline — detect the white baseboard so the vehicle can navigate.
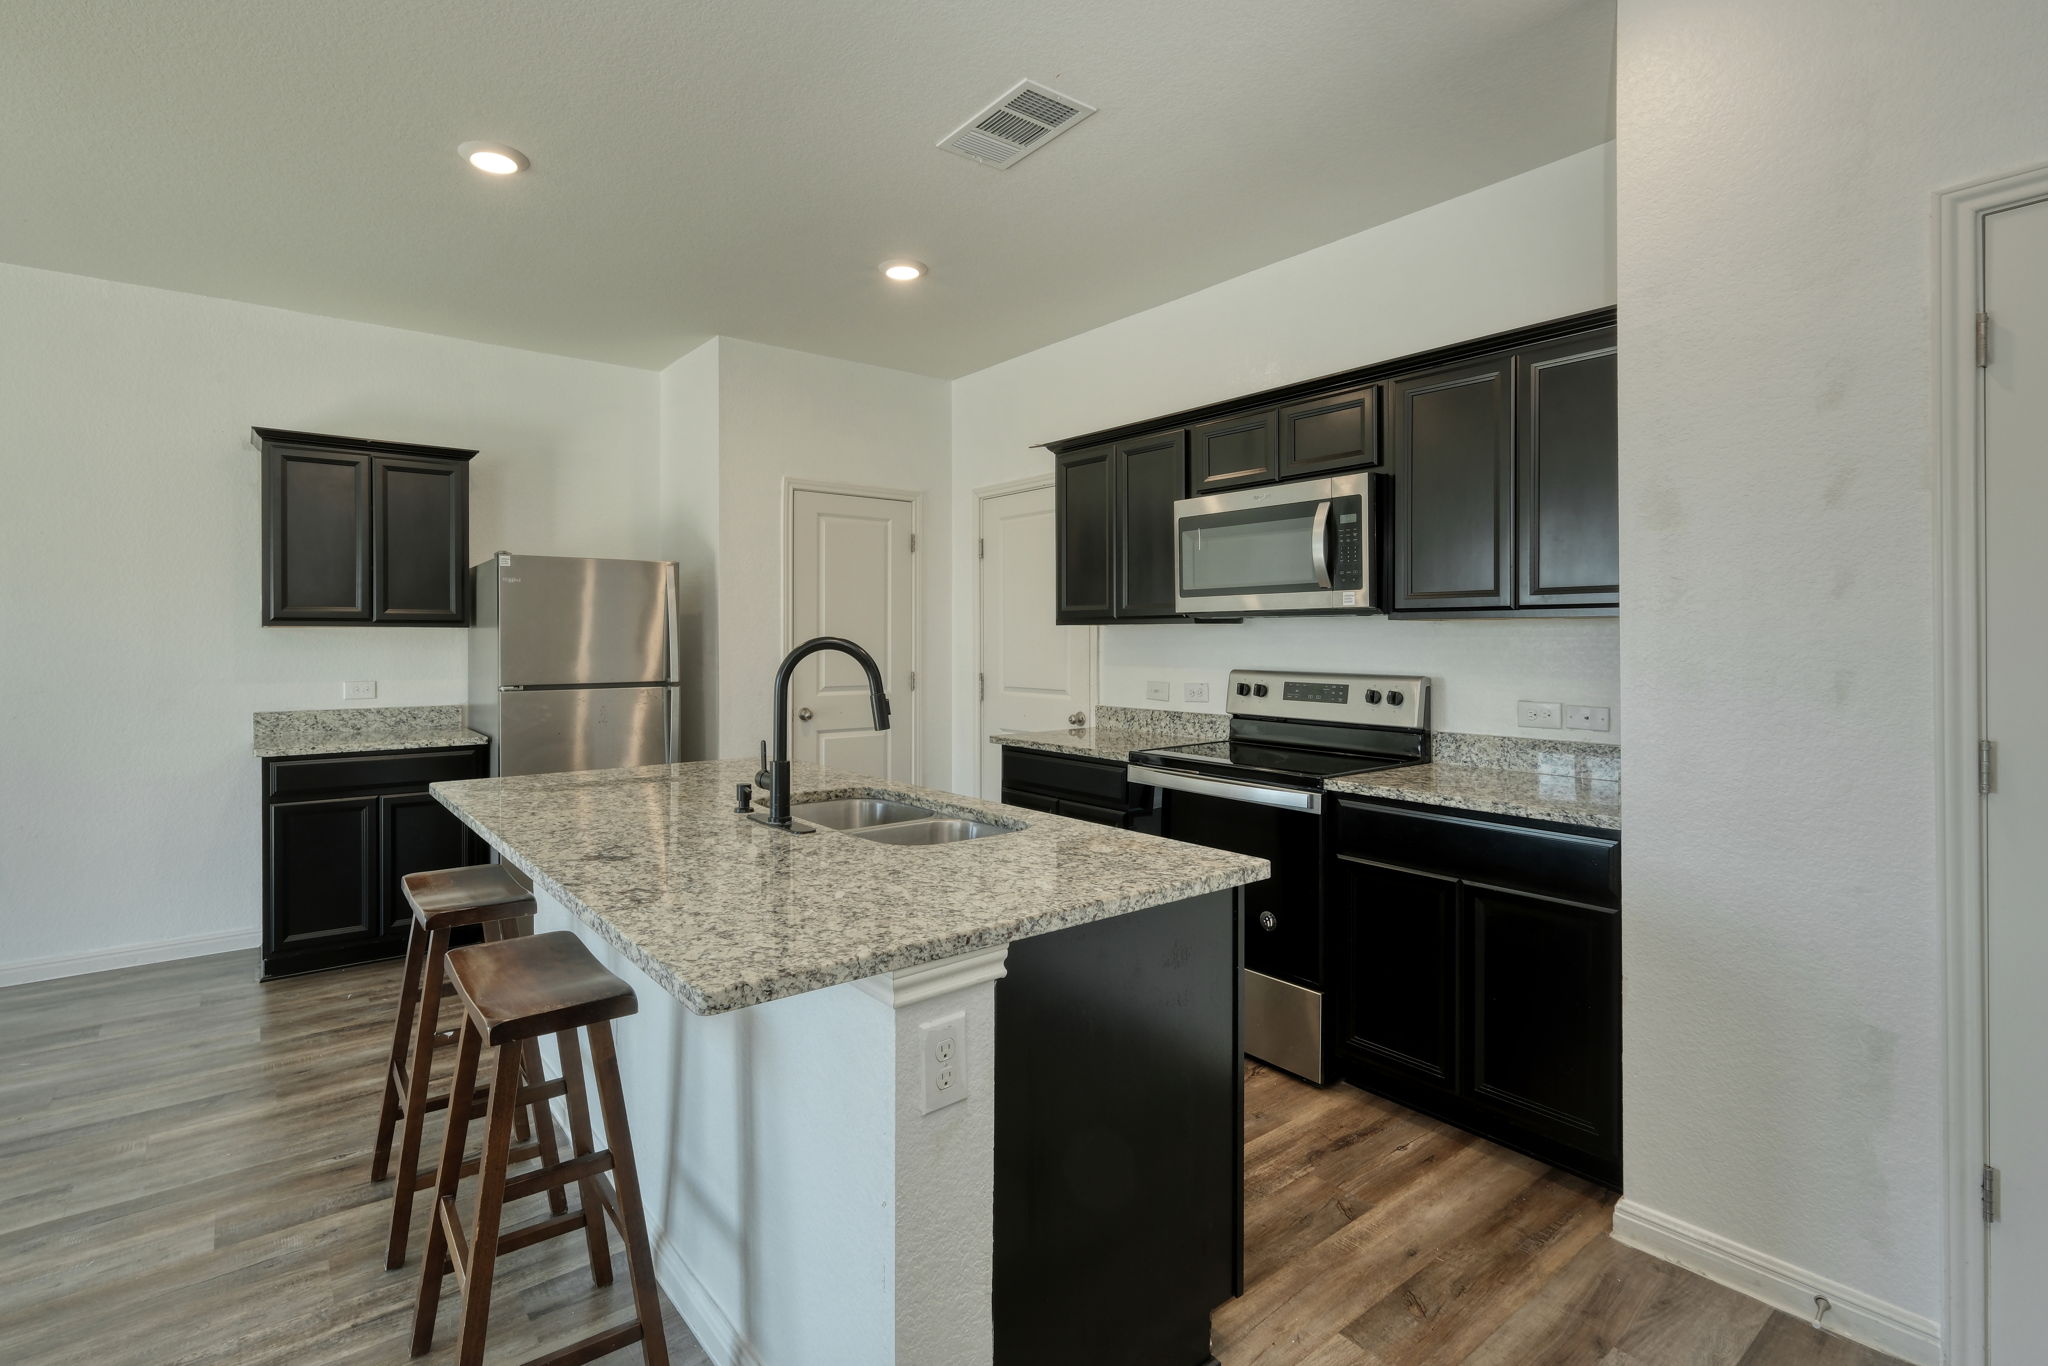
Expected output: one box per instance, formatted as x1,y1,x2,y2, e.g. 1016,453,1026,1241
0,928,261,988
1612,1198,1942,1365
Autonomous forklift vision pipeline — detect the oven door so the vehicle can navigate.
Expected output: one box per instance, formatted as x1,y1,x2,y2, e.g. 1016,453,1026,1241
1131,765,1327,1082
1174,473,1374,616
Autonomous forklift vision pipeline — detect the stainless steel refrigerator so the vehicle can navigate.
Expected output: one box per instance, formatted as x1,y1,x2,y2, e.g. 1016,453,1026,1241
467,553,681,777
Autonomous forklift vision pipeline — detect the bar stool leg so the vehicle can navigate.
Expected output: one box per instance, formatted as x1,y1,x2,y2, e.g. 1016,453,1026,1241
386,927,453,1269
556,1026,614,1287
588,1019,670,1365
411,1016,481,1358
517,1035,573,1218
371,922,429,1182
453,1041,525,1366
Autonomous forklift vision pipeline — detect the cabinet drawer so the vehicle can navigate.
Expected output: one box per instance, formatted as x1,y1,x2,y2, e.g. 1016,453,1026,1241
267,747,484,799
1000,747,1135,809
1334,799,1618,908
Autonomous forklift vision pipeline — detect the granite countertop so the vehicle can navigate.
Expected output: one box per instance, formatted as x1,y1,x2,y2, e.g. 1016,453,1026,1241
993,704,1229,762
253,705,489,759
1325,763,1621,831
430,758,1269,1017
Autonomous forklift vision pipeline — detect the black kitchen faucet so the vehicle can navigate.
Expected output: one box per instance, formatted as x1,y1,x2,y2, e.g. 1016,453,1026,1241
749,636,891,830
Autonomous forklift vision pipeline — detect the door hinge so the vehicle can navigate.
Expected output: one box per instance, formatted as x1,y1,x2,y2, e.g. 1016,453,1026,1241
1977,312,1991,368
978,537,985,560
908,670,916,692
1984,1164,2001,1222
978,672,985,702
1981,739,1997,795
908,533,917,553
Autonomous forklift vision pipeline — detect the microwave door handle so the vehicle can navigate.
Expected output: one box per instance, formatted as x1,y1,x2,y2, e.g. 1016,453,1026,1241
1310,500,1332,588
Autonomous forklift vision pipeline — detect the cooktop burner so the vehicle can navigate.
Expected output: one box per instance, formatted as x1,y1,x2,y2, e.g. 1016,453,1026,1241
1133,739,1414,786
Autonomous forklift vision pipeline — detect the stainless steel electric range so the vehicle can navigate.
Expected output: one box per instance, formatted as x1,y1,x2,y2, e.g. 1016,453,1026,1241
1127,669,1431,1083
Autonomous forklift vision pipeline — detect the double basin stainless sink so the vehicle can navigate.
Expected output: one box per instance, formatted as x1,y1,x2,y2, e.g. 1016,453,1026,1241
787,798,1013,846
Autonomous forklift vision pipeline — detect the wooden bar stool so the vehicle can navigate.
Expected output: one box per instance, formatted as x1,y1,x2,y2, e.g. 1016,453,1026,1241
371,865,570,1270
411,931,668,1366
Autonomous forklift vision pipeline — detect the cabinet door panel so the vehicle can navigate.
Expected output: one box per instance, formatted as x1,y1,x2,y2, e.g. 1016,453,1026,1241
1277,386,1379,479
1333,857,1459,1084
265,448,371,622
1465,886,1620,1157
1391,357,1514,611
1113,429,1188,619
1055,445,1115,623
267,796,379,951
1517,330,1619,607
373,456,468,623
379,792,480,939
1189,410,1277,492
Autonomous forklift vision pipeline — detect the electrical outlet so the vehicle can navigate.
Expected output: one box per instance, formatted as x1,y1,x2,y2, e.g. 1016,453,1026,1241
920,1011,968,1114
1184,682,1210,704
344,680,377,701
1145,681,1170,702
1565,705,1611,733
1517,700,1562,729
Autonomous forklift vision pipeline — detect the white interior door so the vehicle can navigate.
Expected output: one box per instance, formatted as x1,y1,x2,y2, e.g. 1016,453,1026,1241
1984,193,2048,1363
789,488,915,782
977,484,1095,799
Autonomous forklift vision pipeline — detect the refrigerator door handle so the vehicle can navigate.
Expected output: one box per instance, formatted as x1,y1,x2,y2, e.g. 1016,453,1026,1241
664,562,681,763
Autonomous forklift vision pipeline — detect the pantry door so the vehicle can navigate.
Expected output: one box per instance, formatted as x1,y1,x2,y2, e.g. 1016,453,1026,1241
788,487,917,782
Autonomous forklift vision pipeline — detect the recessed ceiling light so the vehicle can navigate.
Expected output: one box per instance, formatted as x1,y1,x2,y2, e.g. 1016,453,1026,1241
881,259,927,282
458,141,529,175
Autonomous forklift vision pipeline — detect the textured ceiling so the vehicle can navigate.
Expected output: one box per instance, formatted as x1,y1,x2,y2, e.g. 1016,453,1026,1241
0,0,1614,376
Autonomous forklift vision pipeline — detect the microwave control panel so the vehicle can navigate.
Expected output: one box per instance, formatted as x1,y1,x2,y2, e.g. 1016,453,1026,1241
1332,497,1365,588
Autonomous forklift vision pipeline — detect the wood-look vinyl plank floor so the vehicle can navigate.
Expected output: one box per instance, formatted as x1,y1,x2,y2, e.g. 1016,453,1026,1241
0,952,1909,1366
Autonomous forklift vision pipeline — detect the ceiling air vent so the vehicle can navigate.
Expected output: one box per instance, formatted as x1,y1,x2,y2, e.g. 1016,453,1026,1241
937,80,1097,170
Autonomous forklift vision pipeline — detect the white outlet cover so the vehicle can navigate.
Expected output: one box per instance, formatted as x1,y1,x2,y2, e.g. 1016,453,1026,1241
1565,705,1612,732
1184,682,1210,704
344,680,377,700
1517,700,1562,729
1145,681,1170,701
920,1011,967,1114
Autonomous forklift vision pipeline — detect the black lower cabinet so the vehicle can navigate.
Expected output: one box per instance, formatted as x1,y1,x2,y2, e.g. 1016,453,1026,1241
1329,798,1621,1186
999,746,1159,830
995,889,1242,1366
261,745,487,978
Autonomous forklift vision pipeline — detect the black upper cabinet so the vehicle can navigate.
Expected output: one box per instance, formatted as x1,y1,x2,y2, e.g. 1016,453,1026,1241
1277,385,1380,480
1189,410,1277,492
1055,443,1115,623
1112,429,1187,619
1390,357,1516,611
1517,330,1619,608
256,428,475,627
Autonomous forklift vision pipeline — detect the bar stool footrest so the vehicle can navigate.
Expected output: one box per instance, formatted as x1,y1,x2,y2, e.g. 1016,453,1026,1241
523,1321,645,1366
503,1150,615,1206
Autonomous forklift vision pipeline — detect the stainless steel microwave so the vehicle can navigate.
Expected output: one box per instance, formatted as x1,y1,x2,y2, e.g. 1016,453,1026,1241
1173,472,1379,616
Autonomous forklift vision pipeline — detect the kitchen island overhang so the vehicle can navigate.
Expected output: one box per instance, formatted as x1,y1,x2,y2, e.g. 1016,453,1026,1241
430,759,1268,1366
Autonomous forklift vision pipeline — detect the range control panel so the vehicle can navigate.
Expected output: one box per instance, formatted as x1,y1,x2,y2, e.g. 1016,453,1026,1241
1225,669,1430,731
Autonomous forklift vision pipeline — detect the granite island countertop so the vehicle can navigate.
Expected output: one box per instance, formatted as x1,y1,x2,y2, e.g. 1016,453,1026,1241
992,704,1229,763
1325,763,1621,831
430,758,1269,1016
253,705,488,759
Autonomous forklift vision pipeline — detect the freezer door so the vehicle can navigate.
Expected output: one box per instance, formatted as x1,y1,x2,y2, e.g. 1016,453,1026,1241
497,555,674,686
498,686,674,777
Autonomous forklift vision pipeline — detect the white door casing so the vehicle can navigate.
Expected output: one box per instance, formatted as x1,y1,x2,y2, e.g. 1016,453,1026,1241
1980,192,2048,1365
976,481,1096,800
788,485,916,783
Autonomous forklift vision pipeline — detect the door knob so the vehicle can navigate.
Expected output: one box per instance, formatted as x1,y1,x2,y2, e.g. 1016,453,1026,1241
1068,711,1087,727
797,707,814,722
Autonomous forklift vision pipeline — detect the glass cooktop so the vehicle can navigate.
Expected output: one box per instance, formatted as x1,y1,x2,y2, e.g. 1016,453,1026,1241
1131,739,1416,787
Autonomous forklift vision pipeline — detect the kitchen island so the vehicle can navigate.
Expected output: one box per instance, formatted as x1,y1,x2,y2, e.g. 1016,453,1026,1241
431,758,1268,1366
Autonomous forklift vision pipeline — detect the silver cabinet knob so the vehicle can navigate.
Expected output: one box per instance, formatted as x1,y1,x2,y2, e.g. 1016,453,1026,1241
1068,711,1087,726
797,707,814,722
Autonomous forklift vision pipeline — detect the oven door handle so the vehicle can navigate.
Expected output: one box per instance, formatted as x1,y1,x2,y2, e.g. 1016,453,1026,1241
1309,500,1332,589
1126,764,1322,814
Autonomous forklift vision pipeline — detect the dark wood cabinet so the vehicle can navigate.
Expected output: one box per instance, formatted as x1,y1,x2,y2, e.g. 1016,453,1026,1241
1277,385,1379,479
1517,329,1619,607
1000,746,1159,830
1390,356,1516,611
1329,797,1621,1186
261,745,487,978
1112,429,1187,619
256,428,475,627
1054,443,1115,623
1189,410,1277,492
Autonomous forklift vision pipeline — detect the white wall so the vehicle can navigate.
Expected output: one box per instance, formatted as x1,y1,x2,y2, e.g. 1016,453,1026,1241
710,339,953,783
947,144,1619,791
0,262,659,976
1615,0,2048,1345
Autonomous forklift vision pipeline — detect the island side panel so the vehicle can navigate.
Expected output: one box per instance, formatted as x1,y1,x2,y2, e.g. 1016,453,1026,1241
531,891,899,1366
993,887,1244,1366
